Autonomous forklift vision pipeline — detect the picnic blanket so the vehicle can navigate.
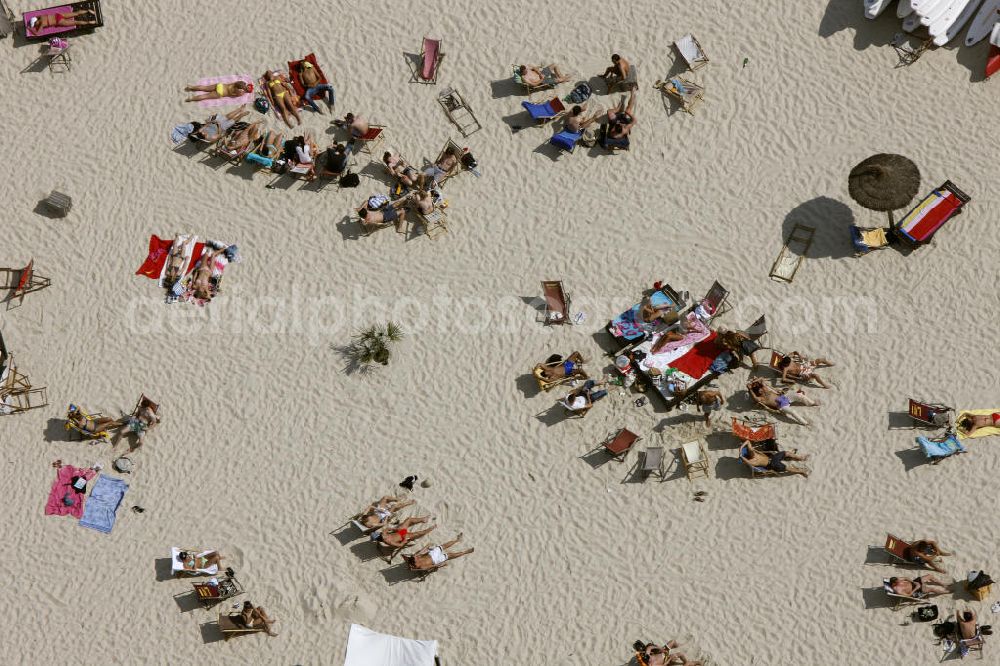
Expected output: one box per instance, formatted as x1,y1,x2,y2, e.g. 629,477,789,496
79,475,128,534
196,75,254,108
45,465,96,519
287,53,329,98
669,331,722,379
896,185,963,243
956,409,1000,440
608,290,676,341
917,434,966,459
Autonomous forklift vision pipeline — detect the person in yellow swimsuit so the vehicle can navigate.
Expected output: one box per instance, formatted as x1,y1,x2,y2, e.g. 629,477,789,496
183,79,252,103
262,70,302,128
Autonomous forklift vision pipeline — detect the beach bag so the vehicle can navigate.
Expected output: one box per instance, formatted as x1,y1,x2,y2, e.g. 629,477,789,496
339,172,360,188
565,82,592,104
254,96,270,114
914,605,938,622
460,151,478,169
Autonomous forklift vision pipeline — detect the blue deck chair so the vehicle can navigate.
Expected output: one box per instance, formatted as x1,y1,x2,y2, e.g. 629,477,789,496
521,97,565,124
916,433,966,463
550,130,582,153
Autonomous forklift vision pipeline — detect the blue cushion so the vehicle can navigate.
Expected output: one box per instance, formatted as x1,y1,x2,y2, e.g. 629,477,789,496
550,130,582,152
522,100,556,119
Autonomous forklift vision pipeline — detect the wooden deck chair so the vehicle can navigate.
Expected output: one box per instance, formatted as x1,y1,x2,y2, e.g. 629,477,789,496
738,443,804,478
955,618,986,659
413,36,444,84
674,33,709,71
907,398,953,428
218,612,268,639
882,578,925,608
654,76,704,115
639,447,666,481
512,64,557,94
2,382,49,414
698,280,731,321
680,440,710,481
891,33,932,68
883,534,926,566
769,224,815,283
608,61,638,92
1,259,51,307
745,314,768,348
438,87,482,137
540,280,571,324
432,139,466,187
532,353,587,392
64,404,113,441
603,428,640,462
192,572,244,606
414,205,448,240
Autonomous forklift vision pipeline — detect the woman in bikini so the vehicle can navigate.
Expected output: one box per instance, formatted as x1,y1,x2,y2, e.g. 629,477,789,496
778,352,834,388
888,575,950,598
190,248,227,301
958,413,1000,436
67,405,123,434
262,70,302,128
358,495,415,530
383,152,420,189
26,9,98,34
183,80,252,103
178,550,222,572
403,533,474,570
637,639,703,666
371,515,436,548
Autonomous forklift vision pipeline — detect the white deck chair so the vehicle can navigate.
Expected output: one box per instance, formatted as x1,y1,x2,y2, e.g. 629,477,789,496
674,34,709,71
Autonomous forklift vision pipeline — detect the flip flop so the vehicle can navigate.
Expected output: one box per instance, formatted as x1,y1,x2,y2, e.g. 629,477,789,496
694,491,707,497
693,496,705,502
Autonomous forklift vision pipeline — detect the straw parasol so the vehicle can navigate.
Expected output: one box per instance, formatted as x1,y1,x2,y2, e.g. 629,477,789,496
848,154,920,225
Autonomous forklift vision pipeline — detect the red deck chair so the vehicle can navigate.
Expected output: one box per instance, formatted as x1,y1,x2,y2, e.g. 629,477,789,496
2,259,51,307
603,428,640,462
731,417,775,443
541,280,570,324
907,398,952,428
699,280,730,319
418,37,443,83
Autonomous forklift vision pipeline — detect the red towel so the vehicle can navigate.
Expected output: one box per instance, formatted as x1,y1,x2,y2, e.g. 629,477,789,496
987,45,1000,80
287,53,328,98
669,331,722,379
45,465,96,519
136,235,173,279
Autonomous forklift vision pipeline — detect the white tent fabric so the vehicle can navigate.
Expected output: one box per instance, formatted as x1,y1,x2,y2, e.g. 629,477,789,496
343,624,438,666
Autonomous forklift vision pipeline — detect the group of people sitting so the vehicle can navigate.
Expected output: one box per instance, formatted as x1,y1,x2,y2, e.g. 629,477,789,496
356,495,474,573
66,399,160,448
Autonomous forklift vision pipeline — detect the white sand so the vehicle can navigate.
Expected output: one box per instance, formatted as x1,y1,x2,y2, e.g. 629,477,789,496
3,0,999,663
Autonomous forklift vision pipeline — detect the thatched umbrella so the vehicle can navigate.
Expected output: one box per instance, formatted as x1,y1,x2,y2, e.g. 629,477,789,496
848,154,920,226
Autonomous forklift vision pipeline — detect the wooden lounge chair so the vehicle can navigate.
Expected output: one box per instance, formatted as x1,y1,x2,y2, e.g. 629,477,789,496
0,350,48,415
532,353,587,392
1,259,51,308
640,447,666,481
907,398,953,428
768,350,814,385
540,280,571,324
438,87,482,137
414,204,448,240
654,76,704,115
413,36,444,84
355,125,387,156
192,571,244,606
680,440,710,481
674,33,709,71
894,180,970,247
432,138,467,187
769,224,815,283
603,428,640,462
218,612,268,640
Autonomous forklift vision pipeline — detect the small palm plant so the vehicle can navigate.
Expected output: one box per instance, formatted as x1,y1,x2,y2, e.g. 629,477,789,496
347,321,404,367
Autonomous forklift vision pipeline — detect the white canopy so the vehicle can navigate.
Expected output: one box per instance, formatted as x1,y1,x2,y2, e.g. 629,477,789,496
343,624,438,666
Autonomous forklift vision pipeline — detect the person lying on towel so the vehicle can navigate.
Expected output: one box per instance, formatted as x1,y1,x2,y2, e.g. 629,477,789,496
958,413,1000,437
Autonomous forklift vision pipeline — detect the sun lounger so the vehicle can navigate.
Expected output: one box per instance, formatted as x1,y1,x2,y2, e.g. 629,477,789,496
850,225,894,256
769,223,815,283
0,351,48,416
884,534,914,564
894,180,970,246
654,76,704,115
916,433,966,463
674,33,709,71
171,547,220,576
218,612,268,639
882,578,931,607
768,350,819,386
414,37,443,83
680,440,710,480
192,571,243,606
521,97,566,124
0,259,51,307
550,129,583,153
540,280,571,324
908,399,952,428
23,0,103,40
603,428,640,462
438,87,482,137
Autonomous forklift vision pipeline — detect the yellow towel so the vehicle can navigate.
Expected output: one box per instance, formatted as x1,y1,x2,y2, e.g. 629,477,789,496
861,228,887,247
956,409,1000,440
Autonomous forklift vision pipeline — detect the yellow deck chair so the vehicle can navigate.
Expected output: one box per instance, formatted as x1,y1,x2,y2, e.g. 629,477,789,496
65,404,113,441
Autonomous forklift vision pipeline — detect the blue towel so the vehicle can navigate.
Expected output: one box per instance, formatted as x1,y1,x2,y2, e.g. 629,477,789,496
917,434,966,459
550,130,582,152
79,475,129,534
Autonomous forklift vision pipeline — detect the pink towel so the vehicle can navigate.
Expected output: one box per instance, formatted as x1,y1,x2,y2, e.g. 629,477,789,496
45,465,96,519
196,74,254,108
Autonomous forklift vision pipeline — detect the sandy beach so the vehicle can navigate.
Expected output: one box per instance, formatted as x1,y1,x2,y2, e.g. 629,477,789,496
3,0,1000,664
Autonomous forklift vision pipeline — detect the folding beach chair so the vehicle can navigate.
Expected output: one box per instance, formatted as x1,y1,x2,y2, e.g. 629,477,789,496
218,612,268,639
431,139,467,187
674,33,709,71
640,447,666,481
732,416,776,444
955,622,986,659
891,33,932,68
550,129,583,153
884,534,914,564
0,259,51,307
414,206,448,240
745,314,768,349
0,352,48,416
512,64,557,94
64,404,113,441
0,0,14,38
540,280,571,324
533,354,587,392
882,578,924,608
22,0,103,41
128,393,160,434
608,61,638,92
893,180,970,247
603,428,640,462
192,571,244,606
768,350,818,386
213,126,258,166
521,97,566,125
413,36,444,84
916,433,966,464
354,125,387,157
654,77,704,115
849,225,894,256
697,280,731,321
770,224,815,283
739,443,803,478
680,440,710,481
908,398,953,428
438,87,482,137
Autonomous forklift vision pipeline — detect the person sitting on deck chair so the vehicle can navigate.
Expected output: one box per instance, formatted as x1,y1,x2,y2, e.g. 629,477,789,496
563,104,603,134
903,539,953,573
634,639,703,666
518,63,570,88
358,197,409,234
888,575,950,598
562,379,608,413
747,378,818,426
239,601,279,636
606,90,637,141
537,352,586,382
420,146,461,188
740,438,810,477
358,495,415,530
718,329,762,367
403,533,474,570
370,515,436,548
185,106,252,144
778,352,834,388
320,143,350,179
123,400,161,448
383,152,420,189
67,406,124,435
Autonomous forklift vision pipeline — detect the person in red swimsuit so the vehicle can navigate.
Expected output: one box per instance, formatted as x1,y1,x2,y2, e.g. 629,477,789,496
958,413,1000,436
370,515,435,548
27,9,99,34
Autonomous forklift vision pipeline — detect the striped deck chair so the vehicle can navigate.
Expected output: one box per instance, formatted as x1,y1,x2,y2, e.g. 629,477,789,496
916,433,966,464
894,180,970,246
414,37,443,83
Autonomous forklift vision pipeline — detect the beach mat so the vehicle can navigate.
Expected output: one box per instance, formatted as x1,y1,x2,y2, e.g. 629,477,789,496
79,475,128,534
957,409,1000,440
196,75,254,108
135,235,173,280
45,465,95,519
23,0,103,41
669,331,721,379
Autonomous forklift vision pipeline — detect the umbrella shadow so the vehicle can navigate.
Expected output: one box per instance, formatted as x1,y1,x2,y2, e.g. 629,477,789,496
781,196,855,260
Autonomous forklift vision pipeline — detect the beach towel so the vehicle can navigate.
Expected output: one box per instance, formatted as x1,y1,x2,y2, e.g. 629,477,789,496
23,1,102,40
609,291,676,341
956,409,1000,439
196,75,254,108
135,235,174,279
896,186,963,243
343,624,438,666
917,434,966,459
287,53,329,98
653,313,709,355
79,475,128,533
45,465,96,519
669,332,722,379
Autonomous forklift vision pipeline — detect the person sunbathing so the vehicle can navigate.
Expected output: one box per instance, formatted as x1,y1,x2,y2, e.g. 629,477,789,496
563,104,603,134
421,147,461,188
296,60,335,113
371,515,436,548
245,130,284,168
320,143,350,179
217,121,263,157
636,640,702,666
27,9,99,34
740,439,810,477
263,70,302,128
403,533,474,570
537,352,585,381
601,54,631,88
358,198,409,233
190,248,227,300
184,80,252,103
903,539,952,573
178,549,222,572
747,379,818,426
957,413,1000,436
123,400,161,448
67,405,123,434
888,575,950,598
562,379,608,412
239,601,278,636
640,296,680,326
778,353,834,388
333,112,370,142
383,152,420,188
518,63,570,88
718,330,761,367
606,90,637,141
358,495,415,530
188,106,251,144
